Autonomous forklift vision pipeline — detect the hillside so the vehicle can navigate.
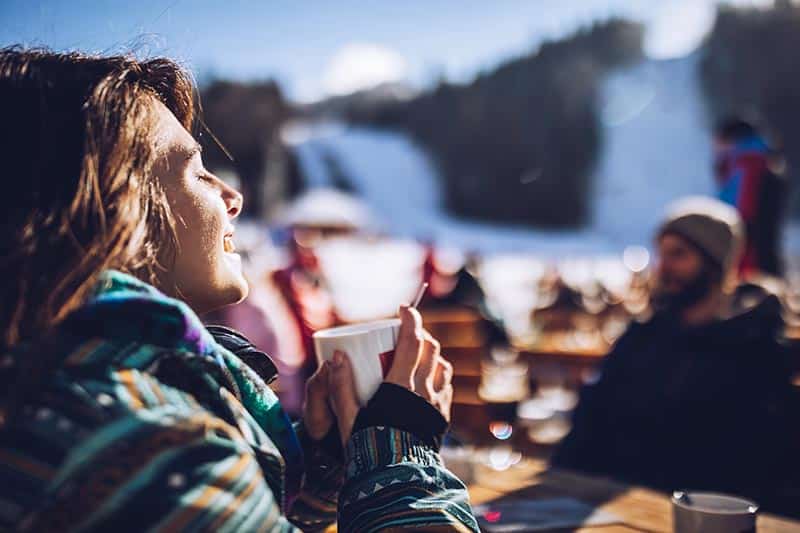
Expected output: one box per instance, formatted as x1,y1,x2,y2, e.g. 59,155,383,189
346,19,644,227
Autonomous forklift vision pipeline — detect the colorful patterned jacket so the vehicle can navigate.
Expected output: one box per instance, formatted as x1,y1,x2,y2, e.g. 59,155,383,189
0,271,478,532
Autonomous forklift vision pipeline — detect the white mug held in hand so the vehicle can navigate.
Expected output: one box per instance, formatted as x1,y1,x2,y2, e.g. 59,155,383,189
313,319,401,405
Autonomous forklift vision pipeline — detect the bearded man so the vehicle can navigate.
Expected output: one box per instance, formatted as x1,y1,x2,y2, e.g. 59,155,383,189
553,197,797,516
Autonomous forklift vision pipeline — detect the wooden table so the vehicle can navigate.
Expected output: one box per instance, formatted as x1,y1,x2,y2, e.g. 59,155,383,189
467,459,800,532
517,332,607,366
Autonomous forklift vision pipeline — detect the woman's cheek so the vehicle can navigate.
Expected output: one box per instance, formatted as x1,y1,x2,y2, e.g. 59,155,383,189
198,193,225,252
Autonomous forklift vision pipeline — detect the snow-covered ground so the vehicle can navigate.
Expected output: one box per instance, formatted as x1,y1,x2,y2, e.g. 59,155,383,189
289,53,799,260
592,53,714,246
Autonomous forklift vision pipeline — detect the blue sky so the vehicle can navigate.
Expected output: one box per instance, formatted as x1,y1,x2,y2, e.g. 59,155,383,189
0,0,778,102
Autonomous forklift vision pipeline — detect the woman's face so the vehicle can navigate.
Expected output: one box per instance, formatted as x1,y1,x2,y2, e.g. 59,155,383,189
150,99,248,314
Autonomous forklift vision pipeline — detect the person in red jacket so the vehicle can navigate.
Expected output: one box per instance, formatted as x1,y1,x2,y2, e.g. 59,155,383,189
713,117,788,277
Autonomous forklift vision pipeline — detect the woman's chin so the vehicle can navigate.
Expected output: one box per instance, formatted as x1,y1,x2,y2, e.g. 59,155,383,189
230,275,249,304
209,255,250,308
223,258,249,303
200,277,248,315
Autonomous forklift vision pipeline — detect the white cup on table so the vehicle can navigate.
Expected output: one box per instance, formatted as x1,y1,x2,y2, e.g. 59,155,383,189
672,491,758,533
313,318,401,406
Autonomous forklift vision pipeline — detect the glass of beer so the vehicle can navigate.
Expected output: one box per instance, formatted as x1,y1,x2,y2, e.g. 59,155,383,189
478,355,529,445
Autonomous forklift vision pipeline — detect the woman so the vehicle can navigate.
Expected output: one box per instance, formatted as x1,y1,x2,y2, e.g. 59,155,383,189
0,48,478,532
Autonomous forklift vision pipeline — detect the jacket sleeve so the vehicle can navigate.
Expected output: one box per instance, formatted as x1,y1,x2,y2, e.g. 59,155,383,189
733,155,767,223
338,426,479,532
288,422,345,532
20,407,302,533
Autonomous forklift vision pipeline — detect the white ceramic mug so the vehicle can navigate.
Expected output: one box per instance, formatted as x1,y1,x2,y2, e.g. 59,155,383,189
313,318,401,405
672,491,758,533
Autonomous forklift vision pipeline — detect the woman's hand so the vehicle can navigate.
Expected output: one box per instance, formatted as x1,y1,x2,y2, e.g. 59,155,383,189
386,305,454,422
303,361,334,441
414,330,454,422
305,353,362,446
326,305,455,445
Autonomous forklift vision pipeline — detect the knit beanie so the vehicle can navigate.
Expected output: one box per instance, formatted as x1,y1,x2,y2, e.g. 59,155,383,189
657,196,744,270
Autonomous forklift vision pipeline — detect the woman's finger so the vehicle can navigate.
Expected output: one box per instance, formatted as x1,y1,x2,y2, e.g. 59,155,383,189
328,350,360,444
305,360,330,399
414,331,439,399
385,305,424,390
432,356,453,392
438,383,454,423
303,362,333,440
329,351,359,412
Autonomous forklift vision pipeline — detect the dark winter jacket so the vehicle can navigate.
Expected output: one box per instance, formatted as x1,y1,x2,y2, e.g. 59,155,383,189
554,284,798,514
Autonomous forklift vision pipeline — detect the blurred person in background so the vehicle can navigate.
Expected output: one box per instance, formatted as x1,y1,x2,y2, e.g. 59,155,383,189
271,224,344,369
269,189,375,403
713,117,788,277
270,224,347,416
553,197,798,516
0,48,477,532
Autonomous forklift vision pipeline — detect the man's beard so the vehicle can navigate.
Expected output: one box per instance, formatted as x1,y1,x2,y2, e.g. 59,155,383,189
651,265,717,314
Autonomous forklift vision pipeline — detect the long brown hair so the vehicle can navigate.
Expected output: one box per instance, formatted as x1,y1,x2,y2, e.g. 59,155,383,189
0,47,195,349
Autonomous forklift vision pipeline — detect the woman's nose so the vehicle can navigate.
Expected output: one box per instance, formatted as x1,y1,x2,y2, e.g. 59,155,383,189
222,183,244,219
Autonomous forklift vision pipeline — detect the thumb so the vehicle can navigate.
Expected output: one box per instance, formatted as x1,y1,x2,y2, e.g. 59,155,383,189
414,331,438,396
306,360,330,401
386,305,424,389
329,350,360,443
